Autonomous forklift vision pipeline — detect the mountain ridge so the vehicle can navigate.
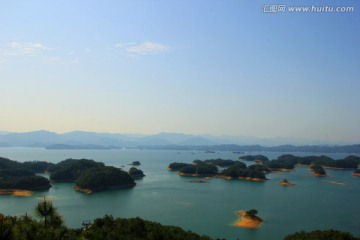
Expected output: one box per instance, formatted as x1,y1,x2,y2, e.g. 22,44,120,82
0,130,359,153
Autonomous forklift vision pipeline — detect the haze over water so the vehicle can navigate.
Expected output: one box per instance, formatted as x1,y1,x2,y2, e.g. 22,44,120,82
1,148,359,240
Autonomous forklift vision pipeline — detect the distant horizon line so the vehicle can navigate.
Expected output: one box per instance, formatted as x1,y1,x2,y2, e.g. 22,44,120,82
0,129,358,145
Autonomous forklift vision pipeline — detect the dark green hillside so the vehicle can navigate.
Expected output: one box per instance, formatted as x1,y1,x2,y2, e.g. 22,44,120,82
310,165,327,175
49,158,105,182
0,157,51,191
284,229,359,240
129,167,145,178
168,162,191,171
75,166,135,191
239,155,269,162
194,158,240,167
0,200,213,240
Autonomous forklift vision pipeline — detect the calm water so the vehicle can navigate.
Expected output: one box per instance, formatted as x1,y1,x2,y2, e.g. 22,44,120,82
0,148,359,240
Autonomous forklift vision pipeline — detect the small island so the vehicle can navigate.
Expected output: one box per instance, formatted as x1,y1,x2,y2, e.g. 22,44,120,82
353,169,360,177
310,165,328,177
75,166,136,193
129,161,141,166
128,167,145,179
233,209,263,229
278,178,296,186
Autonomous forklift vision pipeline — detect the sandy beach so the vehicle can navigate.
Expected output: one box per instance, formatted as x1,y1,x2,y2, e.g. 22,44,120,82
278,181,296,186
233,210,263,229
0,189,33,196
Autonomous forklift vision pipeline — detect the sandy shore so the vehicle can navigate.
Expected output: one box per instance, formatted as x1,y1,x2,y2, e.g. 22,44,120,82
278,181,296,186
233,210,263,229
312,172,328,177
74,186,93,194
0,189,33,196
238,177,266,182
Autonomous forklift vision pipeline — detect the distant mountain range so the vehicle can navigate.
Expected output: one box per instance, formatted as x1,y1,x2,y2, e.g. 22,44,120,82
0,130,359,153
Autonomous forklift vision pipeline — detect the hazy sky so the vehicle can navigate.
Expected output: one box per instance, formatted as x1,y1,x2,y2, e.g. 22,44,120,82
0,0,359,142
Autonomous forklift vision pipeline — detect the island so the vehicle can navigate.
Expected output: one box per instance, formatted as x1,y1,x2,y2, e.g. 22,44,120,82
168,159,268,181
278,178,296,186
47,158,136,193
0,157,52,195
129,161,141,166
128,167,145,179
310,165,328,177
233,209,263,229
75,166,136,193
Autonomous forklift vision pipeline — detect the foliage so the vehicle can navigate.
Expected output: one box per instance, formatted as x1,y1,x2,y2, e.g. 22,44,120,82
131,161,141,166
168,162,191,171
178,164,218,175
196,164,218,175
1,202,359,240
0,202,213,240
310,165,327,175
201,159,240,167
239,155,269,162
22,161,54,173
0,157,51,190
179,165,197,174
83,215,213,240
220,163,266,180
128,167,145,178
265,160,295,170
283,229,360,240
49,159,105,182
344,155,360,165
75,166,135,191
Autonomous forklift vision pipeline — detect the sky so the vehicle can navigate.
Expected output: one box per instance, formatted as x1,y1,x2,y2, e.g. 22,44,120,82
0,0,359,143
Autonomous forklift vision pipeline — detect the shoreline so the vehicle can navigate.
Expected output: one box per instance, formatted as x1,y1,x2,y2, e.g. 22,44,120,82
311,172,329,177
176,172,266,182
278,181,296,186
233,210,263,229
74,184,136,194
0,189,34,196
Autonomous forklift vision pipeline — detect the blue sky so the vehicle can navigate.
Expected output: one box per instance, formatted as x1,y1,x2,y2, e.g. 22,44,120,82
0,0,359,143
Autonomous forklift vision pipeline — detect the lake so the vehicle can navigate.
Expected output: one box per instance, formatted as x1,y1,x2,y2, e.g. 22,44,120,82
0,148,359,240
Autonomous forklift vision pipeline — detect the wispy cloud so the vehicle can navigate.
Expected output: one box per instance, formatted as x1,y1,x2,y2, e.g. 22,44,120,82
115,42,169,55
7,41,53,56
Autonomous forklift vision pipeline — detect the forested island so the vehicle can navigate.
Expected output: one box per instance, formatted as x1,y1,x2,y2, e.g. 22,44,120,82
169,154,359,183
0,157,137,194
0,157,51,195
128,167,145,178
168,158,268,181
48,159,136,193
240,154,360,171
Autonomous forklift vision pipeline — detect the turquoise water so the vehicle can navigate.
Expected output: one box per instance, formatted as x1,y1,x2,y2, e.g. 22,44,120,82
0,148,359,240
